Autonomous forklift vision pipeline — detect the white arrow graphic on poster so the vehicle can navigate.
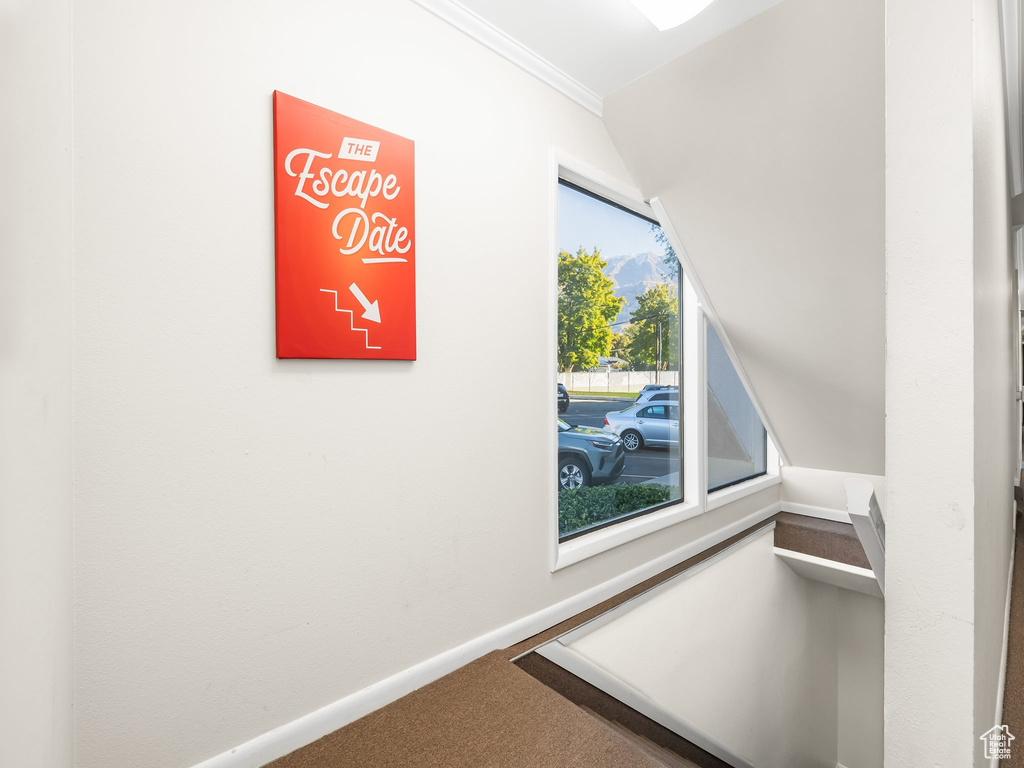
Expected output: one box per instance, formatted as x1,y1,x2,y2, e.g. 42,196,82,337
348,282,381,323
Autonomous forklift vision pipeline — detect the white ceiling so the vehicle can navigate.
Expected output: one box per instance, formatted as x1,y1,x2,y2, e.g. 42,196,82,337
435,0,784,98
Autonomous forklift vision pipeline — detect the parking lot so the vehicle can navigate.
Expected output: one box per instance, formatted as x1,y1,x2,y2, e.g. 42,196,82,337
561,396,679,485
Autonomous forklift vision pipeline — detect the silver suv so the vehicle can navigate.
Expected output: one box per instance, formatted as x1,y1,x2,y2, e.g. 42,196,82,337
557,419,625,489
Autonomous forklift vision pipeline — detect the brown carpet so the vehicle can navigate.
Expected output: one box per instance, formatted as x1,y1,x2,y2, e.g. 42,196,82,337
772,512,870,569
267,514,868,767
1001,519,1024,765
266,651,670,768
580,706,702,767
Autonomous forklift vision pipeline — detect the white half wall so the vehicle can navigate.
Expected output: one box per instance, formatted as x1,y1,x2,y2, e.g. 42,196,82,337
602,0,885,476
562,530,841,768
0,1,74,767
69,2,784,767
837,590,884,768
554,530,884,768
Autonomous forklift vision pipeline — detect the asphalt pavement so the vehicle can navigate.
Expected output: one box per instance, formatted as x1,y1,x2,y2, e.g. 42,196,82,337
560,396,679,485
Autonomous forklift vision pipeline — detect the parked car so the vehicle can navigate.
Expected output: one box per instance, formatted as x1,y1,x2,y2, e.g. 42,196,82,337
557,383,570,413
638,384,673,393
604,402,679,452
557,419,625,489
634,387,679,405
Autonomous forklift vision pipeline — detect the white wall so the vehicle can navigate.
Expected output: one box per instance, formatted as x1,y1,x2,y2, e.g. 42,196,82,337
971,0,1017,758
781,466,885,516
70,1,782,766
602,0,886,476
564,530,842,768
885,0,1016,765
837,590,883,768
0,1,74,767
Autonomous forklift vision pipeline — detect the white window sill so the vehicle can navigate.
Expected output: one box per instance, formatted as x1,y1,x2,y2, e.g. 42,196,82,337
553,500,702,571
706,472,781,512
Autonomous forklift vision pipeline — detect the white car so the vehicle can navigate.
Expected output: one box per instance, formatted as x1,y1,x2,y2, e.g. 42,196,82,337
604,402,680,452
634,387,679,405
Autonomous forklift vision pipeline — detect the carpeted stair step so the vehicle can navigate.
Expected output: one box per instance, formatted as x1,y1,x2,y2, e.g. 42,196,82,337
580,706,702,768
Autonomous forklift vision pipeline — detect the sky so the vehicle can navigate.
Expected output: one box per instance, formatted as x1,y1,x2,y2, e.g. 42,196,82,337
557,182,666,258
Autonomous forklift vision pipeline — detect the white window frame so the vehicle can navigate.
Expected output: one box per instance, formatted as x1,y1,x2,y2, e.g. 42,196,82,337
549,151,782,571
703,310,782,511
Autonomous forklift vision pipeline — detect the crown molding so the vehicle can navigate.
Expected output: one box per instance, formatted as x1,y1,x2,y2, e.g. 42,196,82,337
412,0,604,117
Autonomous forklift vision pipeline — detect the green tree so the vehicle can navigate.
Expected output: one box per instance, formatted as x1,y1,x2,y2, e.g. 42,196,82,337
626,283,679,370
609,330,633,369
558,247,624,372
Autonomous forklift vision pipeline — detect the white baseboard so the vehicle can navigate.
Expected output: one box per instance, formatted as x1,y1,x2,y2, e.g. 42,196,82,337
190,500,782,768
780,501,852,524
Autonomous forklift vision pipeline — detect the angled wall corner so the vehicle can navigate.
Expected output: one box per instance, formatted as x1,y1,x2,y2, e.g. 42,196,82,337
602,0,886,476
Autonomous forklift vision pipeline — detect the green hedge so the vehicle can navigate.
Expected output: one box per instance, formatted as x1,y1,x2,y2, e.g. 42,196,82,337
558,483,678,537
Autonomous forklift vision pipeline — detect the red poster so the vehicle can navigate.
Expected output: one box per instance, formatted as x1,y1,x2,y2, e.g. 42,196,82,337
273,91,416,359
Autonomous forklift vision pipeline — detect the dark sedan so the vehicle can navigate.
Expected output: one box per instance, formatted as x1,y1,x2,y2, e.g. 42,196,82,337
557,383,570,413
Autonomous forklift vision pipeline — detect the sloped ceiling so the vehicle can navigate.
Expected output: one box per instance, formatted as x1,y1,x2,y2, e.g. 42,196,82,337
436,0,783,97
603,0,886,474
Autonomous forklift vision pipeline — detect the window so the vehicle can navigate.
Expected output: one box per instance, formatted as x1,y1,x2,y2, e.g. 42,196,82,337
556,179,682,540
707,324,768,491
639,405,668,418
551,157,778,569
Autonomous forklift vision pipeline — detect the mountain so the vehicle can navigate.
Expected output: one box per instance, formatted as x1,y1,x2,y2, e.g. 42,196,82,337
602,252,674,327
